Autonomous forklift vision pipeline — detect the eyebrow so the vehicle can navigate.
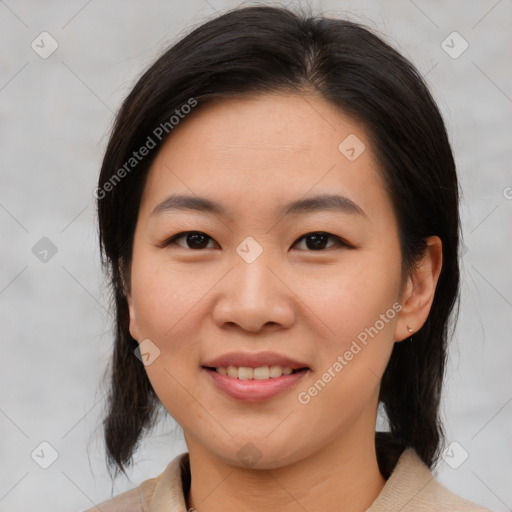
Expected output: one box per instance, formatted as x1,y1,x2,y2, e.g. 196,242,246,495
151,193,368,219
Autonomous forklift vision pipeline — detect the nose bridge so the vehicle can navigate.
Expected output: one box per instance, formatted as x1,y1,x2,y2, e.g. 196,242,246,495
232,242,279,307
212,241,295,331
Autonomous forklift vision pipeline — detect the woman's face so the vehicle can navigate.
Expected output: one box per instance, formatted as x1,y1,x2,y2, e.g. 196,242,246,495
127,92,410,468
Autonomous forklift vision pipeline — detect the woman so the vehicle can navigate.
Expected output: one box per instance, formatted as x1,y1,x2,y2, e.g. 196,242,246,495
87,5,489,511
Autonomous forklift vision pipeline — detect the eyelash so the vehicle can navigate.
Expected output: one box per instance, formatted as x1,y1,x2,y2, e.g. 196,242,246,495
160,231,352,251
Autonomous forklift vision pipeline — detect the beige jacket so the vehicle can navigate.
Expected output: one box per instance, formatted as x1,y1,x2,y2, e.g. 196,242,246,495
84,448,490,511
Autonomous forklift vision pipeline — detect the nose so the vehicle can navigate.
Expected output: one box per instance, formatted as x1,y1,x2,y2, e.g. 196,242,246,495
211,252,296,333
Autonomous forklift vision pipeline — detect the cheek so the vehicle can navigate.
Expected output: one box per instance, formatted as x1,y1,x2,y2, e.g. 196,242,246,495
293,261,400,432
129,255,206,421
302,250,401,347
298,249,401,412
130,254,209,339
128,253,219,397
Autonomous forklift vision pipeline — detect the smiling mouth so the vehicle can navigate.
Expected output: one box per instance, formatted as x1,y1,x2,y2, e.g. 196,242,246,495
203,366,309,379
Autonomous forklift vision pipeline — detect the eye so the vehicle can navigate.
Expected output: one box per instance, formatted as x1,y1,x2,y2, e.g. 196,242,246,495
292,232,350,251
162,231,218,250
161,231,350,251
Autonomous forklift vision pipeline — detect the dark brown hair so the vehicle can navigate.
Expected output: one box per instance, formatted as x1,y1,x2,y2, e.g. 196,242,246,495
96,5,460,477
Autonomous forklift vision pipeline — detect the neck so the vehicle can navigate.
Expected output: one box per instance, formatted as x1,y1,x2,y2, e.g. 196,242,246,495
185,421,385,512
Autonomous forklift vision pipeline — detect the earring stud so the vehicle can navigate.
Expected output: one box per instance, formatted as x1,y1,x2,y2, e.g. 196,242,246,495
407,326,414,333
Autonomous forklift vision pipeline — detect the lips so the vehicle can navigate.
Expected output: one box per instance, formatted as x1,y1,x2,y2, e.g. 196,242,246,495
202,351,310,370
203,366,310,402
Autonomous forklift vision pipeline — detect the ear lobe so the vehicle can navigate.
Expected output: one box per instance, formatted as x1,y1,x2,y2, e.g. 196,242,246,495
118,260,140,340
394,235,443,342
127,295,141,342
124,286,141,342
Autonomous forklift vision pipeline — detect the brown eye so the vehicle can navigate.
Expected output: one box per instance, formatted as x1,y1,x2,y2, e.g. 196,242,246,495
293,232,349,251
164,231,216,250
161,231,350,251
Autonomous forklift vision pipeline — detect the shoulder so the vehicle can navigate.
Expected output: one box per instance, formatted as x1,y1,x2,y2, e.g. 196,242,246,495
84,477,160,512
82,452,189,512
82,476,158,512
367,448,490,512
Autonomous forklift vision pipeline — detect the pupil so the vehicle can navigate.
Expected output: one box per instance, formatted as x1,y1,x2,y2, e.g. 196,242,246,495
188,232,209,249
307,234,327,250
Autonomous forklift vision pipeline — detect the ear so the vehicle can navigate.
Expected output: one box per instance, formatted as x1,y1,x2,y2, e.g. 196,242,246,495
120,261,141,342
126,290,141,342
394,235,443,342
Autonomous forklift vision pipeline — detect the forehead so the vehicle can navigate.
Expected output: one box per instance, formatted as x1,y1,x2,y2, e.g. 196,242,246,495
139,92,394,226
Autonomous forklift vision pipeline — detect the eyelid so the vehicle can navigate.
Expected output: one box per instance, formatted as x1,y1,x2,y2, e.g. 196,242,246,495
157,231,215,249
159,231,353,250
294,232,353,250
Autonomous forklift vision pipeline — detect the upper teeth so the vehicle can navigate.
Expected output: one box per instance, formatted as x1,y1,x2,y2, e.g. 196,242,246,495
216,365,294,379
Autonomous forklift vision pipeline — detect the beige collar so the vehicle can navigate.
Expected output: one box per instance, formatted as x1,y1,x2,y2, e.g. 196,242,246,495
146,448,486,512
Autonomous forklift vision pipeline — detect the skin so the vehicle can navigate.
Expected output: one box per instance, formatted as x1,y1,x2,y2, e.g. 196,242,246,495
127,92,443,512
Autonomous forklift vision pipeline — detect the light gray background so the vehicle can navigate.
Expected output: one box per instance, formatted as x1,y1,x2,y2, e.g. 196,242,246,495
1,0,511,511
